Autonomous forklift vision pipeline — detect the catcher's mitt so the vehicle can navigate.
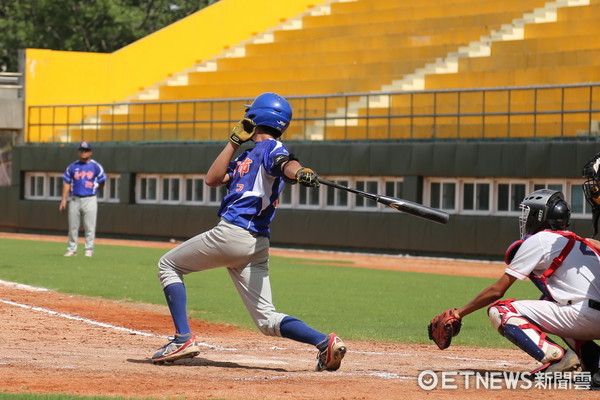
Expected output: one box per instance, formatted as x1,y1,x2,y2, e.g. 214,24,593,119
427,308,462,350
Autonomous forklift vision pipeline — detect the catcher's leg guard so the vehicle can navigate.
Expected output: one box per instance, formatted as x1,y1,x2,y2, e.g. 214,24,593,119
488,299,564,363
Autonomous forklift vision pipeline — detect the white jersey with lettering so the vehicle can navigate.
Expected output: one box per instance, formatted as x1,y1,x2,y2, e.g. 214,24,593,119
507,230,600,305
505,230,600,340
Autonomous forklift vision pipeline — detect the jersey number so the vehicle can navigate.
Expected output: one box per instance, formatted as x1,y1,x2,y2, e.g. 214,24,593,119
580,241,596,256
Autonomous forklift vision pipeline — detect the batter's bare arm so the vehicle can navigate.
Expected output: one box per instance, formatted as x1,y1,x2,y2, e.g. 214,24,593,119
282,160,301,180
282,160,319,187
206,142,238,187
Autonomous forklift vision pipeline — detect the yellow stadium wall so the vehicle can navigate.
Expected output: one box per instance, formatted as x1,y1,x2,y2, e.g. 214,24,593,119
25,0,328,108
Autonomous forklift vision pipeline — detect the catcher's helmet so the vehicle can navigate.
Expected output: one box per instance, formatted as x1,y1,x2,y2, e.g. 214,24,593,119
519,189,570,239
582,152,600,237
244,92,292,136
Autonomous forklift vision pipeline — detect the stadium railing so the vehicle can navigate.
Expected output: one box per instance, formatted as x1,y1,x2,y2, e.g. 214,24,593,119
0,72,23,98
26,82,600,143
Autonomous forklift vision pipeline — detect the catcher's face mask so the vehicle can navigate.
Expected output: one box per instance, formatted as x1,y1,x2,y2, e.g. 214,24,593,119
583,177,600,207
583,177,600,237
582,153,600,237
519,204,532,239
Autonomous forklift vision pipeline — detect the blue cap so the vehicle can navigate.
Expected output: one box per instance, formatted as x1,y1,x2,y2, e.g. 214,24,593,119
79,141,92,150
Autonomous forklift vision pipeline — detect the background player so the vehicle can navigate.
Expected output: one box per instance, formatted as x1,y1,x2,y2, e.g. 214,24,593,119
583,152,600,243
151,92,347,372
59,141,106,257
429,189,600,376
579,152,600,384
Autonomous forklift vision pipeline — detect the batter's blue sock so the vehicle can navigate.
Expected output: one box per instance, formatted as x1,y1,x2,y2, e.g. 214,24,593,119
163,283,191,338
280,316,327,346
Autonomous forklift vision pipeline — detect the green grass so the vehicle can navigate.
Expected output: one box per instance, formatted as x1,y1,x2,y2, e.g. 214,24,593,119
0,237,540,347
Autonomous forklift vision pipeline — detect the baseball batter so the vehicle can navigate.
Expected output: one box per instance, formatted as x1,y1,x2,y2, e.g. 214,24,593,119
152,93,347,371
429,189,600,377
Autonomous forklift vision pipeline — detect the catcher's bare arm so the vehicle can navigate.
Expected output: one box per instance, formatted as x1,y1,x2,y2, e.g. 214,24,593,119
586,237,600,252
428,273,516,350
456,273,516,319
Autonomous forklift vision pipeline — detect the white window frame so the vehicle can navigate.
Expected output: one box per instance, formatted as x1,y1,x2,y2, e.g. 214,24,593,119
137,174,160,203
184,176,206,205
25,172,49,199
297,184,323,209
25,172,121,202
24,172,63,200
97,174,121,203
382,178,404,199
531,181,564,193
460,179,492,215
161,175,184,204
277,183,296,209
352,178,381,211
563,179,594,219
207,185,227,206
47,174,63,199
323,176,352,211
494,180,528,216
425,178,458,213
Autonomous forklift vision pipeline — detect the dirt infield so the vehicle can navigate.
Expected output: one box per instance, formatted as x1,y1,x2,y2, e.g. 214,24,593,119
0,233,595,399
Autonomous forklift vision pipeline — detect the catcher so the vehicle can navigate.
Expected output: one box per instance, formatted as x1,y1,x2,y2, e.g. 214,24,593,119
583,151,600,244
428,188,600,376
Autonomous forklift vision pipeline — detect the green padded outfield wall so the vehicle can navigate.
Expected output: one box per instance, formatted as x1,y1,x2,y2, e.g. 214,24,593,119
1,140,598,258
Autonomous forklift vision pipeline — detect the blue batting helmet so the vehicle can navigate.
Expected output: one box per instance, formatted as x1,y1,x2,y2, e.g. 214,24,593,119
244,92,292,136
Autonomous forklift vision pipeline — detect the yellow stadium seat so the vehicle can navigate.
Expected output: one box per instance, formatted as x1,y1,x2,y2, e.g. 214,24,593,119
56,0,600,141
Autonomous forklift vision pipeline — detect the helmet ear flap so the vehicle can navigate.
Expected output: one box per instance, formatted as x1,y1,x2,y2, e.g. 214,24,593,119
546,199,570,231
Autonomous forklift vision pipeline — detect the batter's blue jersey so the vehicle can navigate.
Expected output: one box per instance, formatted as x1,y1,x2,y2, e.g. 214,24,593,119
218,138,290,237
63,159,107,197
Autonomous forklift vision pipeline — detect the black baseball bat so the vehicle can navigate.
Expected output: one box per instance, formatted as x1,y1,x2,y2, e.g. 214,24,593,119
318,178,449,225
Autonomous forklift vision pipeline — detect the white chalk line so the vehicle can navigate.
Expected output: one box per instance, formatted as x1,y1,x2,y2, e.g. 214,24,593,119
222,371,416,382
0,298,161,338
0,280,525,375
0,279,49,291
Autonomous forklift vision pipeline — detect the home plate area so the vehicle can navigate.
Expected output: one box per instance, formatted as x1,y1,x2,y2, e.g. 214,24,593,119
0,278,592,399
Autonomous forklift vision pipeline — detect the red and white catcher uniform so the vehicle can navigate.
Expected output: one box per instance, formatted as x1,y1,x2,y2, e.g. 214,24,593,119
490,230,600,368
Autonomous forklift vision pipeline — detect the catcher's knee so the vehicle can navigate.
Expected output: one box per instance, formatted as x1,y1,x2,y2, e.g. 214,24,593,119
488,298,518,332
488,299,563,363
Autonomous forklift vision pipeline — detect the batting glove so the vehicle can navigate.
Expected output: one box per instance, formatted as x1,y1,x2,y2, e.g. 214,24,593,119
230,118,256,145
295,167,320,188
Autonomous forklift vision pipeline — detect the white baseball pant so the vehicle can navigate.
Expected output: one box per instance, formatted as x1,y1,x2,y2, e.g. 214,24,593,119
513,299,600,340
67,196,98,253
158,218,288,337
